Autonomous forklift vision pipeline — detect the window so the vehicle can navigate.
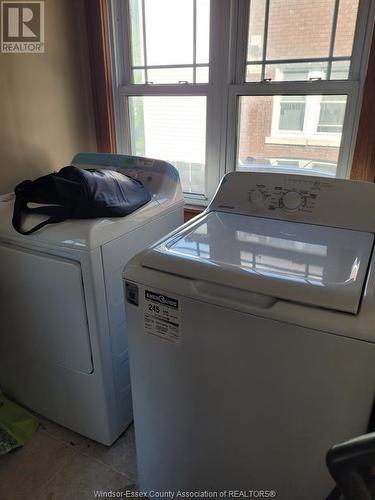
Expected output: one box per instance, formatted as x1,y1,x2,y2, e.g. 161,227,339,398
110,0,374,202
270,94,347,141
237,94,345,176
115,0,212,199
278,96,306,132
317,96,346,134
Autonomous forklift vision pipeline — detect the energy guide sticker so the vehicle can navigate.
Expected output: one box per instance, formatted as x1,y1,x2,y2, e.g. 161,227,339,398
144,290,180,343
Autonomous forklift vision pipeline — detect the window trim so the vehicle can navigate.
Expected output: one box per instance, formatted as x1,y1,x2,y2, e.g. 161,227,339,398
351,1,375,181
108,0,375,202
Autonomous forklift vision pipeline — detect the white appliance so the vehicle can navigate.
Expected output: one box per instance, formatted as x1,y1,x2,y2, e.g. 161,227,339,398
0,153,183,445
124,171,375,499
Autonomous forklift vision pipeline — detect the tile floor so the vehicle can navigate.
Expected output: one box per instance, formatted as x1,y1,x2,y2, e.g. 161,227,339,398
0,414,138,500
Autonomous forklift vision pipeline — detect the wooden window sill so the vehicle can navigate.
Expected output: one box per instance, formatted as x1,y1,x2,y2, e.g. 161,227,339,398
184,204,204,222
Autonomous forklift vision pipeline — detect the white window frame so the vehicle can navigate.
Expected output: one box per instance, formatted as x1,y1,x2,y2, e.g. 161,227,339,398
109,0,375,204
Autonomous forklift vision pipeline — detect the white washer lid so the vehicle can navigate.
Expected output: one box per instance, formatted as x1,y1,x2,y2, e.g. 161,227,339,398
142,211,374,314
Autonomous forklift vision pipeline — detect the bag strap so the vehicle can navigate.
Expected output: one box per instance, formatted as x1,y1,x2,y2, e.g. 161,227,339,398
12,196,68,235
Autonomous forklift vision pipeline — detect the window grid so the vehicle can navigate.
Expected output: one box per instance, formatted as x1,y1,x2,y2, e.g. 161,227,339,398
260,0,270,81
326,0,341,78
193,0,196,83
131,0,206,84
140,0,147,81
247,0,352,82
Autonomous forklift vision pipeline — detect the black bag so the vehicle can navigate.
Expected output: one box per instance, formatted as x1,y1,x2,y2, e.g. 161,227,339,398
12,165,152,235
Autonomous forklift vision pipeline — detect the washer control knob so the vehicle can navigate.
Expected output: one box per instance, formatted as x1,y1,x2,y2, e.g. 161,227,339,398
249,189,264,205
282,191,302,210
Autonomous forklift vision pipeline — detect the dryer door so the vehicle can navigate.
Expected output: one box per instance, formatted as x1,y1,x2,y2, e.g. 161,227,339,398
0,244,93,373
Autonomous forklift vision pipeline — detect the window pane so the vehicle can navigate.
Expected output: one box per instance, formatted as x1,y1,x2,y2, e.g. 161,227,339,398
334,0,360,57
266,0,335,60
147,67,194,84
237,95,348,177
128,96,207,194
129,0,145,66
196,0,210,64
129,0,210,85
144,0,193,66
196,66,209,83
331,60,350,80
133,69,145,84
246,0,360,82
246,64,262,82
247,0,266,62
264,62,327,82
279,96,306,131
317,96,346,134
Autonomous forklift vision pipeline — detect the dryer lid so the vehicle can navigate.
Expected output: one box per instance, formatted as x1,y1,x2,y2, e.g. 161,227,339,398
0,197,167,250
142,211,374,314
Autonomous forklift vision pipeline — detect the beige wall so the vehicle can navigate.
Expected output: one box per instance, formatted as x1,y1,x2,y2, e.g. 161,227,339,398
0,0,96,194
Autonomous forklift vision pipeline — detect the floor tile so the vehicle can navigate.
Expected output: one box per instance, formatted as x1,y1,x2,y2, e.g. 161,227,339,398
81,425,138,482
37,415,91,451
0,431,75,500
37,452,134,500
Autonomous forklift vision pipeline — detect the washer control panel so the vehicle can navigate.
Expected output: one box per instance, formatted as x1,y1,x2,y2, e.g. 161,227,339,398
210,171,375,232
280,191,302,211
248,189,265,205
247,177,322,215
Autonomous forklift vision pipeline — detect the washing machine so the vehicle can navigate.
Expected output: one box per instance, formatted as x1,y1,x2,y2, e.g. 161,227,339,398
0,153,183,445
124,171,375,499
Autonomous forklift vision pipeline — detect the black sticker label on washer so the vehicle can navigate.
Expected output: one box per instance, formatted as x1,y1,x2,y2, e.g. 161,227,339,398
125,282,139,306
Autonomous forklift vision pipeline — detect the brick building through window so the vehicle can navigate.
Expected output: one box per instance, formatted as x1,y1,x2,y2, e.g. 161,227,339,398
238,0,360,175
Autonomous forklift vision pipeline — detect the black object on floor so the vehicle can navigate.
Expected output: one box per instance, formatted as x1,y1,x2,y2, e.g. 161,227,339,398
326,432,375,500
